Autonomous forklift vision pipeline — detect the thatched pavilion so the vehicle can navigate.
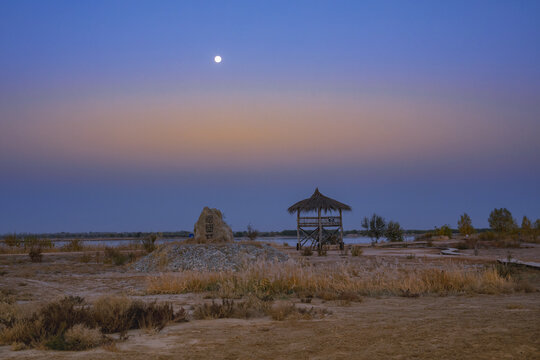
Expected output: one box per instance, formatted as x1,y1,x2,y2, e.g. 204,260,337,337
288,188,351,250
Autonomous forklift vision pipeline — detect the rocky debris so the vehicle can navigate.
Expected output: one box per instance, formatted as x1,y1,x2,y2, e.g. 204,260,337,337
133,243,289,272
193,207,234,243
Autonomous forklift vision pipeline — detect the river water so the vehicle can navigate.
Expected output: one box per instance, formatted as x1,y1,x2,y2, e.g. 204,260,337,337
52,235,415,248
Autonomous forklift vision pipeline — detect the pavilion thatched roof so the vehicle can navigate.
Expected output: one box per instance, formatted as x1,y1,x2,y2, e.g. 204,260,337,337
287,188,352,214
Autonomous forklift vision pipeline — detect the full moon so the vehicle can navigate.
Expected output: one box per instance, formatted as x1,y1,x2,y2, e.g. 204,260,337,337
214,55,222,63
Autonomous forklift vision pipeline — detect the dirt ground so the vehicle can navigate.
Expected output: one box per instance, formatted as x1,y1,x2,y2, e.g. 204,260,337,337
1,242,539,359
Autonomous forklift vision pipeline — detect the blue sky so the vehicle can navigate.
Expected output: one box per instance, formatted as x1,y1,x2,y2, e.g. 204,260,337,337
1,1,539,232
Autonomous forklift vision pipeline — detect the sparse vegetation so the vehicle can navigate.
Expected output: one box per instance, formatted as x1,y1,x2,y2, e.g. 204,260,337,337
23,236,52,250
62,239,84,252
301,247,313,256
3,234,20,247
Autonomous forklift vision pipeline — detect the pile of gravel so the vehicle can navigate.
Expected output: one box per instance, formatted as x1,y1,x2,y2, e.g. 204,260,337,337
132,242,289,272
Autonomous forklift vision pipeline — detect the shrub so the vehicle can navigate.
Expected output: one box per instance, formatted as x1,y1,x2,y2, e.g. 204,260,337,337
141,233,158,253
28,247,42,263
301,247,313,256
267,303,329,321
193,299,236,320
437,225,453,238
246,225,259,241
351,246,363,256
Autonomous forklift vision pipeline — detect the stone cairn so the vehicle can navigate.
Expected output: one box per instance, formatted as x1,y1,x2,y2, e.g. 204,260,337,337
193,207,234,243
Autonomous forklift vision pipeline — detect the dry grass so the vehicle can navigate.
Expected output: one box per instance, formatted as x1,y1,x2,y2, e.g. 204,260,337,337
147,260,519,298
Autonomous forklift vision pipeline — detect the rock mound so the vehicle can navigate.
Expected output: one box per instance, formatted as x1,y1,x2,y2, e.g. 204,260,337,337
133,243,288,272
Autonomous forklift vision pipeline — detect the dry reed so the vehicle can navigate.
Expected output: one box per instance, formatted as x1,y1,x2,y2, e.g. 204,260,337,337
146,260,516,298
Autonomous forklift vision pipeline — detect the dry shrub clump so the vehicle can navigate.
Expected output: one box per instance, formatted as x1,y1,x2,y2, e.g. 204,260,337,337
0,295,186,350
103,247,138,266
63,324,103,350
147,260,518,299
28,246,42,262
351,246,363,256
266,302,329,321
193,298,269,320
192,298,328,321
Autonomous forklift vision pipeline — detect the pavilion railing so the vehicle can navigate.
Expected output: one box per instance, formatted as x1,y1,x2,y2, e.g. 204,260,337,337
298,216,341,227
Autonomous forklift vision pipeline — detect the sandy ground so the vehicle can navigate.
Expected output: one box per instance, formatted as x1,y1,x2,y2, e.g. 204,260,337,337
1,242,539,359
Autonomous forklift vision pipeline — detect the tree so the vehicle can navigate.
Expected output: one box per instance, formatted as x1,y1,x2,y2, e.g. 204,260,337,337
457,213,475,236
362,214,386,244
521,216,532,240
488,208,516,233
534,219,540,242
386,221,404,242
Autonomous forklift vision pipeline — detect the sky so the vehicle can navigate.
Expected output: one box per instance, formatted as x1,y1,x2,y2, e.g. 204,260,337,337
1,0,539,233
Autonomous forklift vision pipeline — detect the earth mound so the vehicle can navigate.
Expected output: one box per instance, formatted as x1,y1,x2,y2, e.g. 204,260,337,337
133,242,289,272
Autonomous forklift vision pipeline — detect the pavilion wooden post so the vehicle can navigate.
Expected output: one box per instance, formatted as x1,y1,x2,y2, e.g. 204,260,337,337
296,210,301,250
318,207,322,249
339,209,344,249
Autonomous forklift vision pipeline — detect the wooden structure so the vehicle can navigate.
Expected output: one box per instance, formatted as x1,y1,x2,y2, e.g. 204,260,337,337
288,188,351,250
